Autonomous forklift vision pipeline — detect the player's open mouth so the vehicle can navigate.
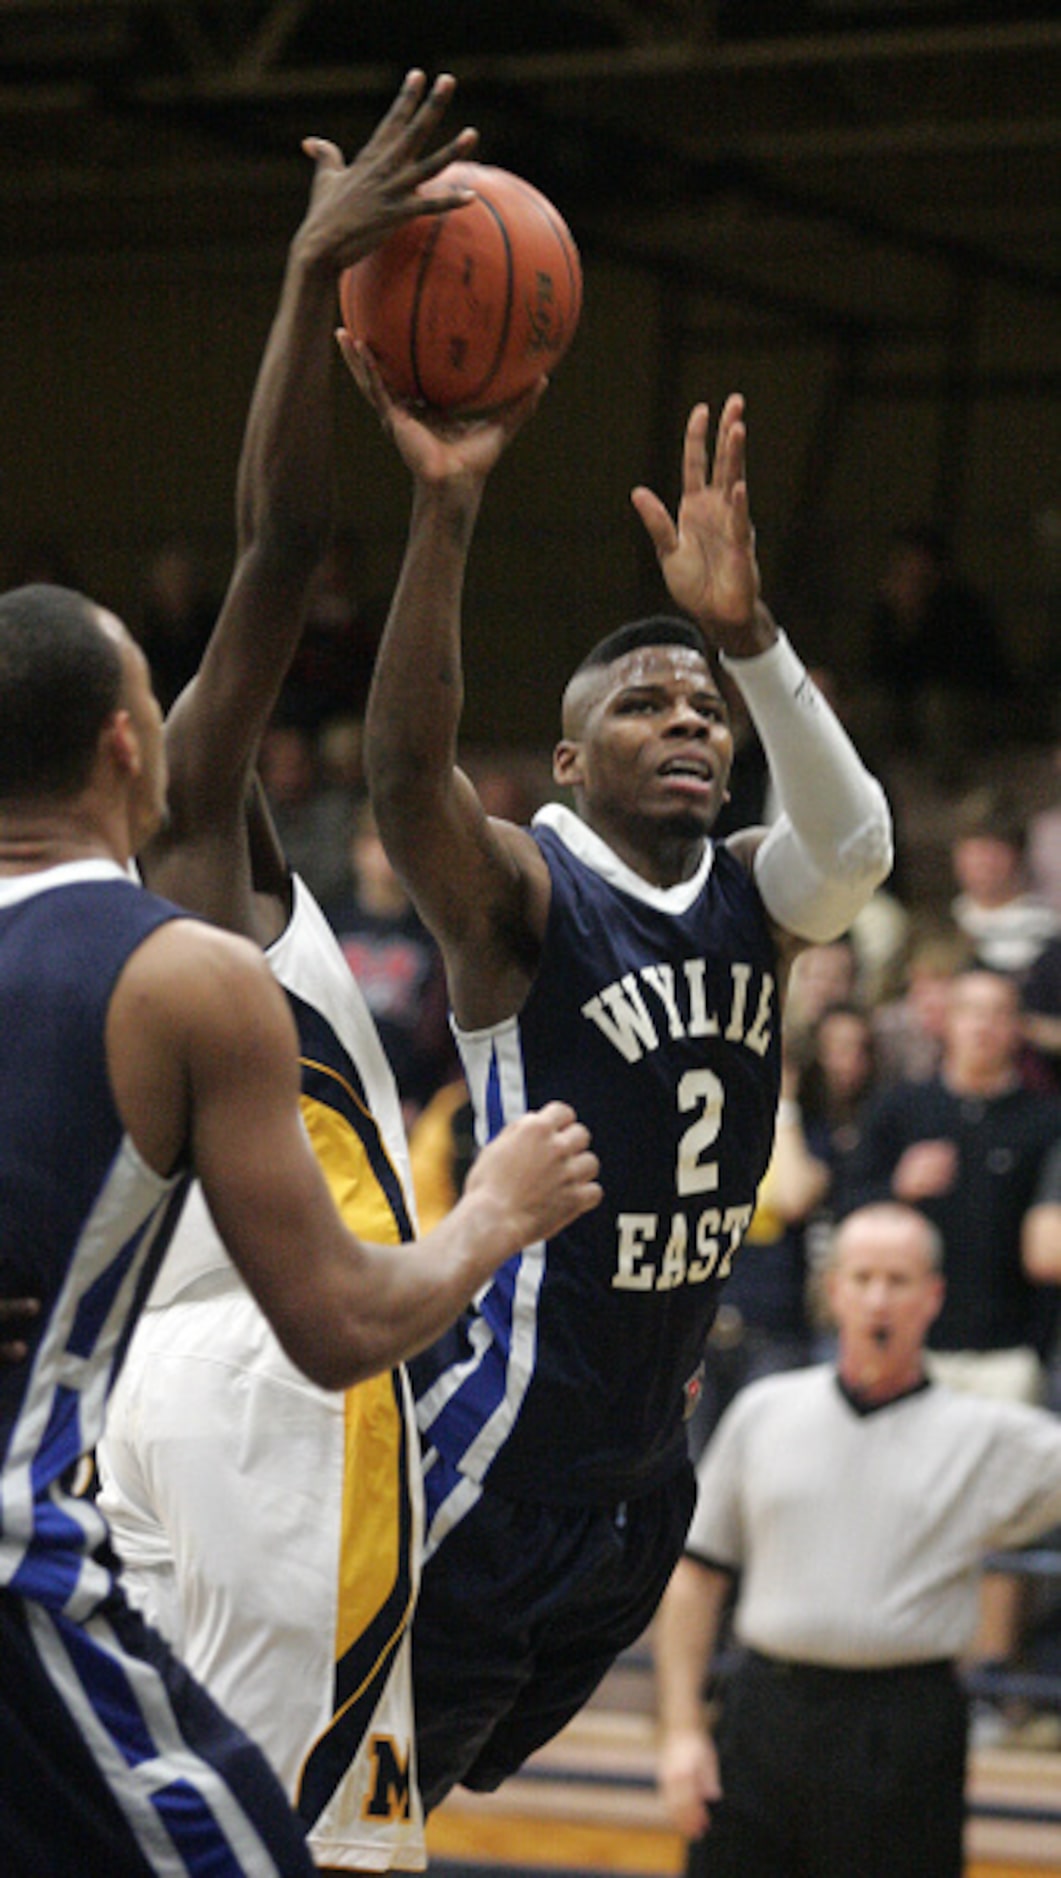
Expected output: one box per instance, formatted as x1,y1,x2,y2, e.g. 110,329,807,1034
658,758,713,787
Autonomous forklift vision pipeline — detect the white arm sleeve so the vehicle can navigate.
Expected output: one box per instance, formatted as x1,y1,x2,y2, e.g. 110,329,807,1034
720,632,893,943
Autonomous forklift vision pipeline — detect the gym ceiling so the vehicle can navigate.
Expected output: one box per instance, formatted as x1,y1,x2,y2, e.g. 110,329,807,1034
1,0,1057,352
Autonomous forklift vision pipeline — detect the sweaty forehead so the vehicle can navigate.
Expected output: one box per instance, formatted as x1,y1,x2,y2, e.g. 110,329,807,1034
609,643,715,691
563,643,718,734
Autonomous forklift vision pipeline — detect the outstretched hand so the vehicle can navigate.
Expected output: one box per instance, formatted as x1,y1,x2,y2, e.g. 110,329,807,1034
298,69,478,276
339,332,547,488
631,397,768,657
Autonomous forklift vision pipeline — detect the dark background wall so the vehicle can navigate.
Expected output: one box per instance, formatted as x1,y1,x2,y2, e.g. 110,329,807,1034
1,3,1058,751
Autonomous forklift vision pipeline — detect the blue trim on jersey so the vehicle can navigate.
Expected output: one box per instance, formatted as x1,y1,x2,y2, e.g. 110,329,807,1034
3,1595,317,1876
484,1046,505,1139
411,821,781,1515
0,870,321,1875
0,876,193,1618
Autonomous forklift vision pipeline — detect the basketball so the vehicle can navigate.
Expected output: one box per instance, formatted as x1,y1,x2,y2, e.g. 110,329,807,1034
339,161,582,414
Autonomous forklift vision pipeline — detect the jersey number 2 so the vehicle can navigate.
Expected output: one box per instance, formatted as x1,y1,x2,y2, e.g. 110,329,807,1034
676,1069,723,1196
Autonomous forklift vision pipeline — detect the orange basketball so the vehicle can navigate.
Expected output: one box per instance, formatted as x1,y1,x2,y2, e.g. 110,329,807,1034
339,161,582,413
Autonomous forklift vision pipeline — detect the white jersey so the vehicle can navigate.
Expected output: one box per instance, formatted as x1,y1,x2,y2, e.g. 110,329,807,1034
99,875,426,1871
149,874,414,1304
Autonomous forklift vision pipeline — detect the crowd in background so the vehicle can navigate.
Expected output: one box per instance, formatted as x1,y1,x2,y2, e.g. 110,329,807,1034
8,517,1061,1751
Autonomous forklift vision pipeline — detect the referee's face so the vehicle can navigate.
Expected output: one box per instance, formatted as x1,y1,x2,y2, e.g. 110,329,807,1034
829,1216,943,1397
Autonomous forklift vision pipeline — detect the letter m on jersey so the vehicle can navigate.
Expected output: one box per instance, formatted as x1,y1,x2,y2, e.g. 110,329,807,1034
362,1735,412,1820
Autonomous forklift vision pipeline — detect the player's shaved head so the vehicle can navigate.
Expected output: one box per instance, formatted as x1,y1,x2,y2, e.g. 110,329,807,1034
562,615,715,737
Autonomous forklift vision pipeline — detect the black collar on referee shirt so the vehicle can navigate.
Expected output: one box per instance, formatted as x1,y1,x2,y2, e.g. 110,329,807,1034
834,1372,934,1418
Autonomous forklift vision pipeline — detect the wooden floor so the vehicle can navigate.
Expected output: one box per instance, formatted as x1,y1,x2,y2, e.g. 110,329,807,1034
425,1707,1061,1877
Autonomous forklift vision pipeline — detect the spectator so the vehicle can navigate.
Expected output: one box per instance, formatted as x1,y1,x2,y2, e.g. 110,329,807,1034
259,718,355,906
848,885,910,1009
949,787,1060,981
316,710,366,796
864,521,1014,772
796,1000,883,1329
871,922,974,1089
801,999,879,1185
464,747,552,826
279,533,385,731
782,936,859,1054
136,538,217,710
653,1203,1061,1878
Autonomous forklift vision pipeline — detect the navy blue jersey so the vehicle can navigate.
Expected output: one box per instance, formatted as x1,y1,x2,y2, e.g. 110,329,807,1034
0,864,323,1878
0,863,190,1615
412,806,781,1533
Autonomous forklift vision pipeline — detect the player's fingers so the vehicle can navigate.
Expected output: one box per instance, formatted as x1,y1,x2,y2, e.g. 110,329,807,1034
371,70,455,164
730,483,754,543
630,486,678,557
559,1122,595,1160
413,126,480,191
302,136,344,172
682,402,710,491
407,70,459,135
364,69,430,148
571,1155,602,1195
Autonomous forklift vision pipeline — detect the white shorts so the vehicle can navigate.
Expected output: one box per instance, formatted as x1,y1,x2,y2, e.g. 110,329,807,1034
98,1270,426,1872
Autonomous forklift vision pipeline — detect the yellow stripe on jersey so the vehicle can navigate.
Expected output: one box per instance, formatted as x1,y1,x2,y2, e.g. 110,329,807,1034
337,1374,406,1663
298,1093,404,1247
298,1090,414,1670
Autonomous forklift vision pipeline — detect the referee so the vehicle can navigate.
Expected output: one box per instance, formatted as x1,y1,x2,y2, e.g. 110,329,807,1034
654,1202,1061,1878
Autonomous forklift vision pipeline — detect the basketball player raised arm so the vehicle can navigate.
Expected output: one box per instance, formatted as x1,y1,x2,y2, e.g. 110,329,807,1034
348,357,892,1021
122,84,601,1385
150,69,479,938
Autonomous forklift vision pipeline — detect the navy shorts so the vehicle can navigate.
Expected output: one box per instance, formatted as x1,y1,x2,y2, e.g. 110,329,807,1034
412,1463,696,1814
0,1587,317,1877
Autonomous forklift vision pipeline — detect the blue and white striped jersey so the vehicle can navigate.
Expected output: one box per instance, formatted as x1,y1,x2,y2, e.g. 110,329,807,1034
0,862,189,1620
